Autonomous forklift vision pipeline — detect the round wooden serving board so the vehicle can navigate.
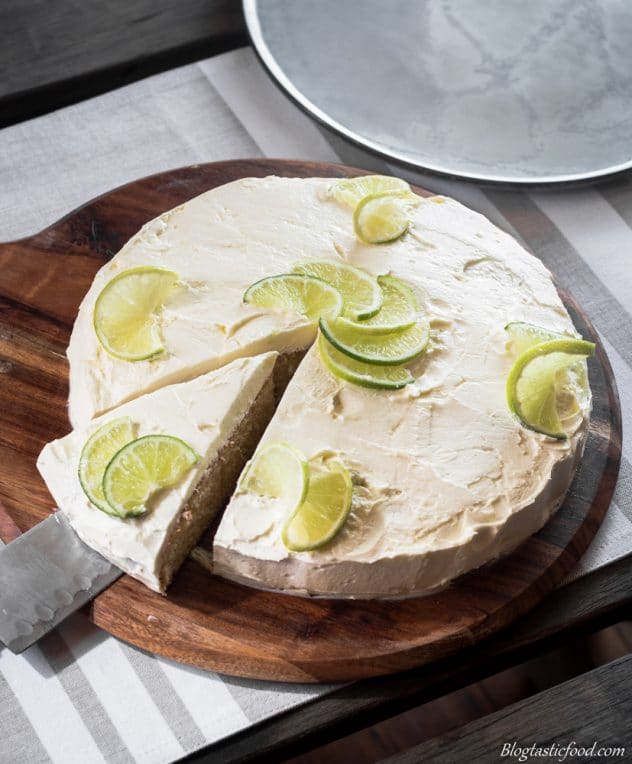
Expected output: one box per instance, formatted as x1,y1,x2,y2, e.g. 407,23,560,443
0,160,621,683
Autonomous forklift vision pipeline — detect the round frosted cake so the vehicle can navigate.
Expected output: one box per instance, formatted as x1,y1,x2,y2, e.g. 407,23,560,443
39,175,592,598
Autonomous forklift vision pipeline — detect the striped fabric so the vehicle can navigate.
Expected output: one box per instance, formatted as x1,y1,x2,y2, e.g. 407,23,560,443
0,47,629,763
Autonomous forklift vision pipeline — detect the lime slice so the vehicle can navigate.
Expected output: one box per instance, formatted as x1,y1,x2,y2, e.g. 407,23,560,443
94,266,179,361
293,260,382,320
353,192,412,244
282,460,353,552
337,275,418,334
240,442,309,509
243,274,342,323
506,339,595,439
78,417,136,515
328,175,412,208
319,317,429,366
506,322,592,435
318,333,413,390
506,321,570,355
103,435,199,517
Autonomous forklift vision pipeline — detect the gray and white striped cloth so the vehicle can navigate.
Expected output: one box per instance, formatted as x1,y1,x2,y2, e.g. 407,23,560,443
0,47,630,764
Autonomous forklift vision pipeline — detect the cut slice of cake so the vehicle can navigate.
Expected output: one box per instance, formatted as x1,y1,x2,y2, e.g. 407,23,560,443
37,352,278,592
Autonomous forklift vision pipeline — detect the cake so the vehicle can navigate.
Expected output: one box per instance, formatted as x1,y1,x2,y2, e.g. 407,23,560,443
40,174,591,598
37,353,277,592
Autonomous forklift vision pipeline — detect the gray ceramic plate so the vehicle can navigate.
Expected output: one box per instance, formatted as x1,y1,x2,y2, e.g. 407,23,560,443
245,0,632,184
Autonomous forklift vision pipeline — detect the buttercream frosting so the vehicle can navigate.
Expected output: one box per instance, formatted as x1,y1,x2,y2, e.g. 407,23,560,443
63,176,590,598
38,353,277,591
212,180,590,597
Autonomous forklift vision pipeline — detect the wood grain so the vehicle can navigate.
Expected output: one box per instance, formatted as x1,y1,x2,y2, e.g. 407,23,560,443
285,623,632,764
387,655,632,763
205,556,632,763
0,0,246,127
0,159,621,683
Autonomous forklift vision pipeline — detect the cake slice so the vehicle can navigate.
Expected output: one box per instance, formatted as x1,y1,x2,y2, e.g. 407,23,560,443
37,352,277,592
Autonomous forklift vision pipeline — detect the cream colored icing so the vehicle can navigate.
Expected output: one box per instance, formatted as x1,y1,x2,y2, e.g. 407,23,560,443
37,353,277,592
212,180,591,598
68,178,359,427
64,176,590,598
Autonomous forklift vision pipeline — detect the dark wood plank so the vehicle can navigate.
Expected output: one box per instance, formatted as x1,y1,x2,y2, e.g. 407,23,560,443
0,159,621,684
184,555,632,763
293,622,632,764
386,655,632,763
0,0,247,127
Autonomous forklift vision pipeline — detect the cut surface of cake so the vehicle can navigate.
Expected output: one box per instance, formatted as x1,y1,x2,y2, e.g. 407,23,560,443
38,353,277,592
61,173,592,598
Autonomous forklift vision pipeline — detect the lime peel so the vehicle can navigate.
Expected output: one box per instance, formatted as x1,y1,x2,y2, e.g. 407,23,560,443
319,316,429,366
318,333,414,390
336,274,419,335
506,337,595,439
93,266,179,361
102,434,199,517
78,417,136,516
282,460,353,552
353,192,413,245
243,274,343,323
292,260,382,321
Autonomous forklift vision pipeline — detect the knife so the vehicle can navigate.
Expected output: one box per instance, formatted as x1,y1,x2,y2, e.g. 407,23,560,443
0,512,121,653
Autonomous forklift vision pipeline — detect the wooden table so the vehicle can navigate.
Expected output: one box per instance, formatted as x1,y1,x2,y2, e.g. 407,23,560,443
386,654,632,763
4,5,631,763
0,0,247,127
192,557,632,762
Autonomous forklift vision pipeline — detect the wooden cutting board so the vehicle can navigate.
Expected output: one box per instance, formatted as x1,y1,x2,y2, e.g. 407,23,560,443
0,159,621,682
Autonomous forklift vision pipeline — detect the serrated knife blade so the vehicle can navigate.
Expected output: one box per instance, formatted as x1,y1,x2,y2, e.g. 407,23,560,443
0,512,121,653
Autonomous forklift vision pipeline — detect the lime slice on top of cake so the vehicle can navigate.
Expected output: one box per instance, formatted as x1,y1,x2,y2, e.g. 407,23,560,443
353,192,413,244
103,435,199,518
328,174,412,208
93,266,179,361
507,336,594,439
243,273,342,322
78,416,136,516
319,315,429,365
336,274,419,334
506,321,572,354
240,441,309,509
318,333,414,390
293,260,382,320
282,460,353,552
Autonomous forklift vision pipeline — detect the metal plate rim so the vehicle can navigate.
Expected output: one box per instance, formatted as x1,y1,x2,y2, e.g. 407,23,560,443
244,0,632,186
